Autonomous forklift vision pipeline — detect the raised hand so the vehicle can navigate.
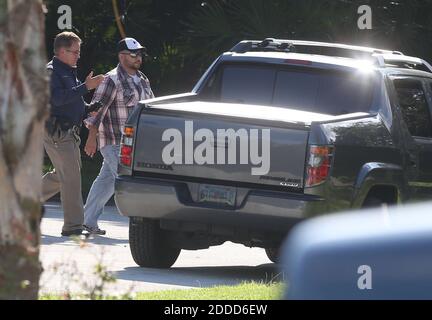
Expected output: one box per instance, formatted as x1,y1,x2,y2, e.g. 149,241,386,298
85,71,104,90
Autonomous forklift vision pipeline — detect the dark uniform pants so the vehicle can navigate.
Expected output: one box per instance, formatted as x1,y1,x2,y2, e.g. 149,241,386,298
42,128,84,232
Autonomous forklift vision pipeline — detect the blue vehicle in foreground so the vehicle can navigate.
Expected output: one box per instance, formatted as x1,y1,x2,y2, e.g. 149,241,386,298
281,201,432,299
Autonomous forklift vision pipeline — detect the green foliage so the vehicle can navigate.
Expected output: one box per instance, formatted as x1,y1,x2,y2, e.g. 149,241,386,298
45,0,119,77
43,0,432,94
44,0,203,95
86,263,117,300
39,242,135,300
182,0,432,67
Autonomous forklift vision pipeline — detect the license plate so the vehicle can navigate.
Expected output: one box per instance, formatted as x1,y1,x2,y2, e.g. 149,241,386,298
198,184,236,206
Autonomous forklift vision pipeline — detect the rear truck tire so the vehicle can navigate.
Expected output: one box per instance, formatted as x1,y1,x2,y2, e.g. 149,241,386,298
265,247,280,263
362,196,386,208
129,217,181,268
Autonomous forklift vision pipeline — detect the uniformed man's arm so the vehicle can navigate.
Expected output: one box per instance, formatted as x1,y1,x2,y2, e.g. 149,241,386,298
50,71,88,107
50,71,104,107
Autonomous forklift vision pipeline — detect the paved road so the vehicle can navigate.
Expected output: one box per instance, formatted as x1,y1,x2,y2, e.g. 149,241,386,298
40,203,282,296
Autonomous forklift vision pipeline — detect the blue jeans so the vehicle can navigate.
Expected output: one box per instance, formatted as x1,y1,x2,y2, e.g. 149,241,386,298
84,144,120,228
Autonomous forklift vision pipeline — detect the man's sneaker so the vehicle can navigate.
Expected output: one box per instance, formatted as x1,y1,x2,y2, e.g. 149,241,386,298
83,225,106,235
61,229,90,237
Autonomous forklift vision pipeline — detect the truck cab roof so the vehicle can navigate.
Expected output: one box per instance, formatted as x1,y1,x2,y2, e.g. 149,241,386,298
221,51,380,73
222,38,432,77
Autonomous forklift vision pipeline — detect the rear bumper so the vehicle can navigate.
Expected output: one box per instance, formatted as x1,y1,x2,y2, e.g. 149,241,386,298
114,176,327,232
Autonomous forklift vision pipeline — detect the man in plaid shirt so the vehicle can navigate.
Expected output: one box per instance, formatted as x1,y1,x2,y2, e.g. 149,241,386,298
83,38,154,235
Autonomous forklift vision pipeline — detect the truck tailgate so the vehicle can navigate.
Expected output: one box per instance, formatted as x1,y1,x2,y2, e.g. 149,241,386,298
132,101,331,190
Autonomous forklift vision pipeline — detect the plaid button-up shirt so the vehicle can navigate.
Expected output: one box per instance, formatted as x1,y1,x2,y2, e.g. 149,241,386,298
86,64,154,149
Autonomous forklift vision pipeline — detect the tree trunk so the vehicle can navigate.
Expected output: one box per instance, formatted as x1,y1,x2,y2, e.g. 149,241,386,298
0,0,48,299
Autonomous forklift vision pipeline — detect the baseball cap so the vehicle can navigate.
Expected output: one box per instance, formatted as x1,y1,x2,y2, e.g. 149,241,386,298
117,37,146,53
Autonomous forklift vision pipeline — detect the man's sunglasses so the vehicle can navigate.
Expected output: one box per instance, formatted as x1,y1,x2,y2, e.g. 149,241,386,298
120,51,144,58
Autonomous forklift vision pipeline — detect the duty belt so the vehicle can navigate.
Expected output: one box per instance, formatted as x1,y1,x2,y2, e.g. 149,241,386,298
45,116,81,140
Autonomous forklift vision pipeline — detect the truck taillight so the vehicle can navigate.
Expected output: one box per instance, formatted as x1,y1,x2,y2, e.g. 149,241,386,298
120,126,134,167
305,145,334,187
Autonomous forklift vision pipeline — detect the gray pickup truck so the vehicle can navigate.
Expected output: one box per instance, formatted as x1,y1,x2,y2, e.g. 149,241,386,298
114,39,432,268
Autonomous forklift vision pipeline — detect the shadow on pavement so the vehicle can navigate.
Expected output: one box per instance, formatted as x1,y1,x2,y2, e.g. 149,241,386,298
41,234,71,245
41,234,129,246
115,263,282,288
87,236,129,245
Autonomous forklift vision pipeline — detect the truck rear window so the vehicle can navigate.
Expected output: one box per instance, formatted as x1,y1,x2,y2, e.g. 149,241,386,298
203,64,375,115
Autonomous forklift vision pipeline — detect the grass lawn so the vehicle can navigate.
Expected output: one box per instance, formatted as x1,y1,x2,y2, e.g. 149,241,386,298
135,282,284,300
39,282,284,300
